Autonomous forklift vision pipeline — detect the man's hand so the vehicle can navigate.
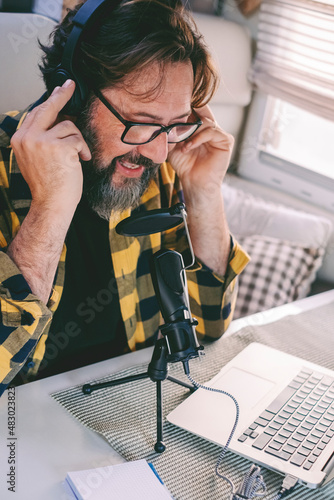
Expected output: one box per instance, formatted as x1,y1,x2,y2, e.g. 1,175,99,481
10,79,91,225
168,104,234,199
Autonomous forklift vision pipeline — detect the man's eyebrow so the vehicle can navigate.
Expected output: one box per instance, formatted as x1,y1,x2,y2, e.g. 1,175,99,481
130,110,192,121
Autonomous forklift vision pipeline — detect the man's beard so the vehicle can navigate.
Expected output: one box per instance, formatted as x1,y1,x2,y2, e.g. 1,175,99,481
77,110,161,220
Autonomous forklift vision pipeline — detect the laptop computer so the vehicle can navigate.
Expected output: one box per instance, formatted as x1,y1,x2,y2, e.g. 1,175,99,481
167,342,334,489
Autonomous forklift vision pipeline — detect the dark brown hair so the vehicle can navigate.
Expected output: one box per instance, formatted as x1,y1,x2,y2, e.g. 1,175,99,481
39,0,219,108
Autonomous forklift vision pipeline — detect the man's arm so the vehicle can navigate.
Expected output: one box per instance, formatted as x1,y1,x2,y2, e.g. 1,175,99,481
0,80,91,393
183,187,230,276
167,106,250,338
7,205,69,304
168,105,234,277
8,80,90,303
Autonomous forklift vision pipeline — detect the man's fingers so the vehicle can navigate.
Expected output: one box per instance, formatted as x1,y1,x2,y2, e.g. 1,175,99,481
51,119,86,141
78,141,92,162
182,123,234,154
21,106,39,128
58,133,92,162
49,120,92,161
27,80,76,130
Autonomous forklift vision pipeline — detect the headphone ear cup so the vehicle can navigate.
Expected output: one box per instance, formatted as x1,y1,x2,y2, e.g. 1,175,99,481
50,66,88,115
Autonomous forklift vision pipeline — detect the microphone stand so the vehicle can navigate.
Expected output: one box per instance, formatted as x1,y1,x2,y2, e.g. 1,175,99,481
83,334,197,453
82,204,204,453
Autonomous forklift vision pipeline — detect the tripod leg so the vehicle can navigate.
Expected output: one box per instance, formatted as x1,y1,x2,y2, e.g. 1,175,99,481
167,375,196,391
154,380,166,453
82,372,149,394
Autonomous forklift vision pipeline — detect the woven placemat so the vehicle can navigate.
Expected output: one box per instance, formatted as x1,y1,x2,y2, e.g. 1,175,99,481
52,301,334,499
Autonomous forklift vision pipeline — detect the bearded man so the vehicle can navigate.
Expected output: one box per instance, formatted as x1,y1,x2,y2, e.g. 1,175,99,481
0,0,248,394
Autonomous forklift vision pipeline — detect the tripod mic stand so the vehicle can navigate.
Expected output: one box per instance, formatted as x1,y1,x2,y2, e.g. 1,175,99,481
82,204,204,452
82,333,197,453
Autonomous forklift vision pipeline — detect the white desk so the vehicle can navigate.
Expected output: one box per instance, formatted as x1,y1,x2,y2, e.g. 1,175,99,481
1,290,334,500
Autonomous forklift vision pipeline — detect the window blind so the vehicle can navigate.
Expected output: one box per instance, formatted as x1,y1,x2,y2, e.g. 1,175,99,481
248,0,334,120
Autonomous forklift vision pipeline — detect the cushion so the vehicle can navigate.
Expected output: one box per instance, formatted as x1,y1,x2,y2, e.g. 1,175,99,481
223,182,333,249
233,235,325,319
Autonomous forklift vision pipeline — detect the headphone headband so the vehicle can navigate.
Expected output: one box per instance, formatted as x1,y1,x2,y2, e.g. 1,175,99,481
51,0,121,115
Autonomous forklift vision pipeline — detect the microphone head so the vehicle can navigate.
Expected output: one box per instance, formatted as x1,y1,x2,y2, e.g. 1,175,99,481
116,204,185,236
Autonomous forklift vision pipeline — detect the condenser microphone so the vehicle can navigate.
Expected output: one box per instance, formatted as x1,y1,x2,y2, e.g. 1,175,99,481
116,203,203,374
150,248,203,374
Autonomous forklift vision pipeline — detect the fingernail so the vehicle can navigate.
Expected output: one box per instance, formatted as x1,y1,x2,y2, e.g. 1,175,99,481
63,79,74,88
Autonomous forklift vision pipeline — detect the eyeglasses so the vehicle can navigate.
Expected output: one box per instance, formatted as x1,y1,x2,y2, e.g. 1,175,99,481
93,88,202,146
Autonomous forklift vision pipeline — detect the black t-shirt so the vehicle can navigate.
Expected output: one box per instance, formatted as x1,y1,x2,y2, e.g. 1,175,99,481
36,196,129,379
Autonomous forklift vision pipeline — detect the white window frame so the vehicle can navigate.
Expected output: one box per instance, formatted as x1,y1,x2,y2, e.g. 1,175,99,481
237,91,334,213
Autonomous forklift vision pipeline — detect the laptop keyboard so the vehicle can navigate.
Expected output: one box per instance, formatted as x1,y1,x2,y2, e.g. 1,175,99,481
238,367,334,471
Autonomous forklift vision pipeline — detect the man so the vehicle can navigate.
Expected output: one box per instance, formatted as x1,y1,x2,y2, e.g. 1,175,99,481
0,0,249,395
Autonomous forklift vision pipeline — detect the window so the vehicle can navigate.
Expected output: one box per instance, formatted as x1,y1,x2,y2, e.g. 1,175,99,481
259,97,334,181
238,92,334,213
237,0,334,212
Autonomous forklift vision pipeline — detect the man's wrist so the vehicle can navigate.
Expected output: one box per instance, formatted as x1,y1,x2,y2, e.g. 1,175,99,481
29,199,76,233
7,205,69,304
182,183,222,208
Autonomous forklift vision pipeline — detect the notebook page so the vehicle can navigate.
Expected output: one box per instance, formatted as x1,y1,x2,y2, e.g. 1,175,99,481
65,459,173,500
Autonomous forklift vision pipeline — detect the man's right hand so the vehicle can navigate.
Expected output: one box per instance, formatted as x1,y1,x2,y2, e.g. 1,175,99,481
10,79,91,224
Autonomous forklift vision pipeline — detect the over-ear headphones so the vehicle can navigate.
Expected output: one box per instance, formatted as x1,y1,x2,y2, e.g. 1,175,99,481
50,0,121,115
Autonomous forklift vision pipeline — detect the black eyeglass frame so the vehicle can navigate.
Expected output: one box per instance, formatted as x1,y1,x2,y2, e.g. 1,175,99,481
93,88,202,145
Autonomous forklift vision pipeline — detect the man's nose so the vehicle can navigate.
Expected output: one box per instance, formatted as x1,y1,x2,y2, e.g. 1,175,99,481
137,132,169,165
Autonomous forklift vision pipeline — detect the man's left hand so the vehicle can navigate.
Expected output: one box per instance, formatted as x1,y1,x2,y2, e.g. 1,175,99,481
168,104,234,195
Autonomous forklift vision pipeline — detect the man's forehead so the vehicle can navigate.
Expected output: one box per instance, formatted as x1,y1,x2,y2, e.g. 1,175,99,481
107,60,194,102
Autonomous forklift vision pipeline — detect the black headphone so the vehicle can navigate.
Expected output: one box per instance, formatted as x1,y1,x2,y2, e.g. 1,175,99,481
50,0,121,115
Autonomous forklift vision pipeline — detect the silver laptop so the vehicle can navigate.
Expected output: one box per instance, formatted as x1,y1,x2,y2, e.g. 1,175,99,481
167,342,334,489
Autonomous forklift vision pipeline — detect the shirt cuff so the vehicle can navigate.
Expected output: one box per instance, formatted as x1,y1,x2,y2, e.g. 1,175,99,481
0,251,32,300
0,251,53,325
187,235,250,288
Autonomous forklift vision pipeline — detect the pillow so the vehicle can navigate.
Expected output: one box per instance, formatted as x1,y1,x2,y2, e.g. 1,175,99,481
222,181,333,284
222,183,333,249
233,235,325,319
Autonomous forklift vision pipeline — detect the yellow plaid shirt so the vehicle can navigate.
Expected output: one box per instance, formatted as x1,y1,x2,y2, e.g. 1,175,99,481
0,109,249,395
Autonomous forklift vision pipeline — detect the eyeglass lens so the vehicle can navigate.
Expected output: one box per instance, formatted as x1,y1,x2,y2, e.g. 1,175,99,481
123,123,199,145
